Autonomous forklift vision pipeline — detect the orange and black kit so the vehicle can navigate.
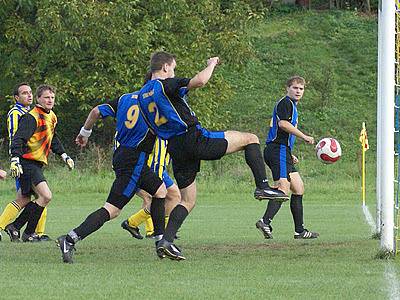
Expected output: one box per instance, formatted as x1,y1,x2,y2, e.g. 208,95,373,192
10,105,65,165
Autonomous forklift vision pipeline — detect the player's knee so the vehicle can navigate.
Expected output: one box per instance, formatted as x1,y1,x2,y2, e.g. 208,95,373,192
292,185,304,195
15,197,30,207
290,176,304,195
181,197,196,212
167,186,181,202
104,203,121,219
247,133,259,145
154,183,167,198
38,192,52,206
109,209,121,219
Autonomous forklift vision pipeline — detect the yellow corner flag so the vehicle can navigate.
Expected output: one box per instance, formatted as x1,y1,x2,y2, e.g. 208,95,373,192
359,122,369,151
360,122,368,206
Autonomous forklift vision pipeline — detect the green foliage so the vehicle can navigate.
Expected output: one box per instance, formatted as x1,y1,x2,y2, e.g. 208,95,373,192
0,4,379,165
221,10,377,162
0,0,253,153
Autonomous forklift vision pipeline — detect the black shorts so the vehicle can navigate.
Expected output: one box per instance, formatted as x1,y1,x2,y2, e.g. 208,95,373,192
16,159,46,196
106,146,163,210
264,143,297,181
168,125,228,189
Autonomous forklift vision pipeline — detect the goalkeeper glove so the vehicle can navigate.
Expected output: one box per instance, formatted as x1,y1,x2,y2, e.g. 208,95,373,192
10,157,23,178
61,153,75,170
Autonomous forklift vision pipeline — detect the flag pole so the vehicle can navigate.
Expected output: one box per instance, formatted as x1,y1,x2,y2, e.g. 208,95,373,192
360,122,366,206
361,122,366,207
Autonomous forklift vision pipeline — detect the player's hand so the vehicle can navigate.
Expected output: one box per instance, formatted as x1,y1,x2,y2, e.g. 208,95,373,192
61,153,75,170
292,155,299,164
10,157,23,178
0,169,7,180
303,135,314,144
207,57,220,67
75,134,89,147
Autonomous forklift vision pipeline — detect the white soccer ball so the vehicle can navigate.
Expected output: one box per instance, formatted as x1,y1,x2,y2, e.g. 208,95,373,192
315,137,341,164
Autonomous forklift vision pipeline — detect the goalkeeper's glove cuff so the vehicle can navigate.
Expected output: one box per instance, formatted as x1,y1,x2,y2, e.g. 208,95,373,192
61,153,75,170
10,157,20,163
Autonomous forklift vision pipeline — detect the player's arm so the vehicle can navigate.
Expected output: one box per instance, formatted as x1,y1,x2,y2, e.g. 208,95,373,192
51,133,74,170
9,114,36,177
187,57,220,90
0,168,6,180
7,110,23,155
10,114,36,158
7,110,21,142
278,120,314,144
75,98,118,147
276,99,314,144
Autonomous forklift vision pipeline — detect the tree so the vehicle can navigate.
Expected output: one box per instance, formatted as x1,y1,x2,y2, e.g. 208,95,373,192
0,0,253,153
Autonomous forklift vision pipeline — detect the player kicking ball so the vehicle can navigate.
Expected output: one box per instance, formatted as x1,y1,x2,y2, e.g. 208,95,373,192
138,52,289,261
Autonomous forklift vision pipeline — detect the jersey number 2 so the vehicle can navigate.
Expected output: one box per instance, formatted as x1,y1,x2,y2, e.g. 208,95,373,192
148,102,167,126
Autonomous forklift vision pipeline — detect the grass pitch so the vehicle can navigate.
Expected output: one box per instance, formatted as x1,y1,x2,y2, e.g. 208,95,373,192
0,161,397,300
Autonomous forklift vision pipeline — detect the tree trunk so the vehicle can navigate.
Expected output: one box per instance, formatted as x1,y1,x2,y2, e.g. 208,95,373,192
364,0,371,12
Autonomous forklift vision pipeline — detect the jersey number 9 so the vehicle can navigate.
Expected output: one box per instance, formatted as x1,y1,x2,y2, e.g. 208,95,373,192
125,105,140,129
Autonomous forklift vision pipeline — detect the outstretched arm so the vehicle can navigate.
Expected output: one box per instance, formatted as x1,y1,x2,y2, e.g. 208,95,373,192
187,57,220,90
75,106,101,147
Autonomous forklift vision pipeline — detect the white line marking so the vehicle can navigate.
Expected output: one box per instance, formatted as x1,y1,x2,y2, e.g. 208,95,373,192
361,204,400,300
385,263,400,300
362,204,376,233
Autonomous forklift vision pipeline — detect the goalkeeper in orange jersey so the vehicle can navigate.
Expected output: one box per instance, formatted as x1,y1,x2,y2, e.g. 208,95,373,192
121,137,180,239
0,83,51,242
5,84,74,242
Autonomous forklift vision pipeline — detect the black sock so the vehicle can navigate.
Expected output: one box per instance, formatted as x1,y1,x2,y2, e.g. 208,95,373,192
290,194,304,233
164,205,188,242
13,202,35,230
262,200,282,224
150,197,165,236
244,143,269,189
23,202,45,235
71,207,110,242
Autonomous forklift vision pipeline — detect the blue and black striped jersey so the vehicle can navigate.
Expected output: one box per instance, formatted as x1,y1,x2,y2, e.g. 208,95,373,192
97,91,154,153
266,96,298,150
138,77,192,139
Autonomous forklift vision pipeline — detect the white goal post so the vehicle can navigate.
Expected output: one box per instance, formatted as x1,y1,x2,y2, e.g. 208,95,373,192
377,0,395,254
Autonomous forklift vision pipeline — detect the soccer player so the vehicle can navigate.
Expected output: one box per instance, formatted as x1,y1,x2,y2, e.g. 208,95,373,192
138,51,288,261
0,83,50,242
56,90,167,264
7,84,74,242
121,137,180,239
256,76,319,240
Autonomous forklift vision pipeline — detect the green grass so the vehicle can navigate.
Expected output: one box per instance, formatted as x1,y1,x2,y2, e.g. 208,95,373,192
0,160,396,300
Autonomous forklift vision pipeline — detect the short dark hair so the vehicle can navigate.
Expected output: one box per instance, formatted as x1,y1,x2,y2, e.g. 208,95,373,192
150,51,176,73
13,82,30,97
143,71,152,85
36,84,56,98
286,76,305,87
